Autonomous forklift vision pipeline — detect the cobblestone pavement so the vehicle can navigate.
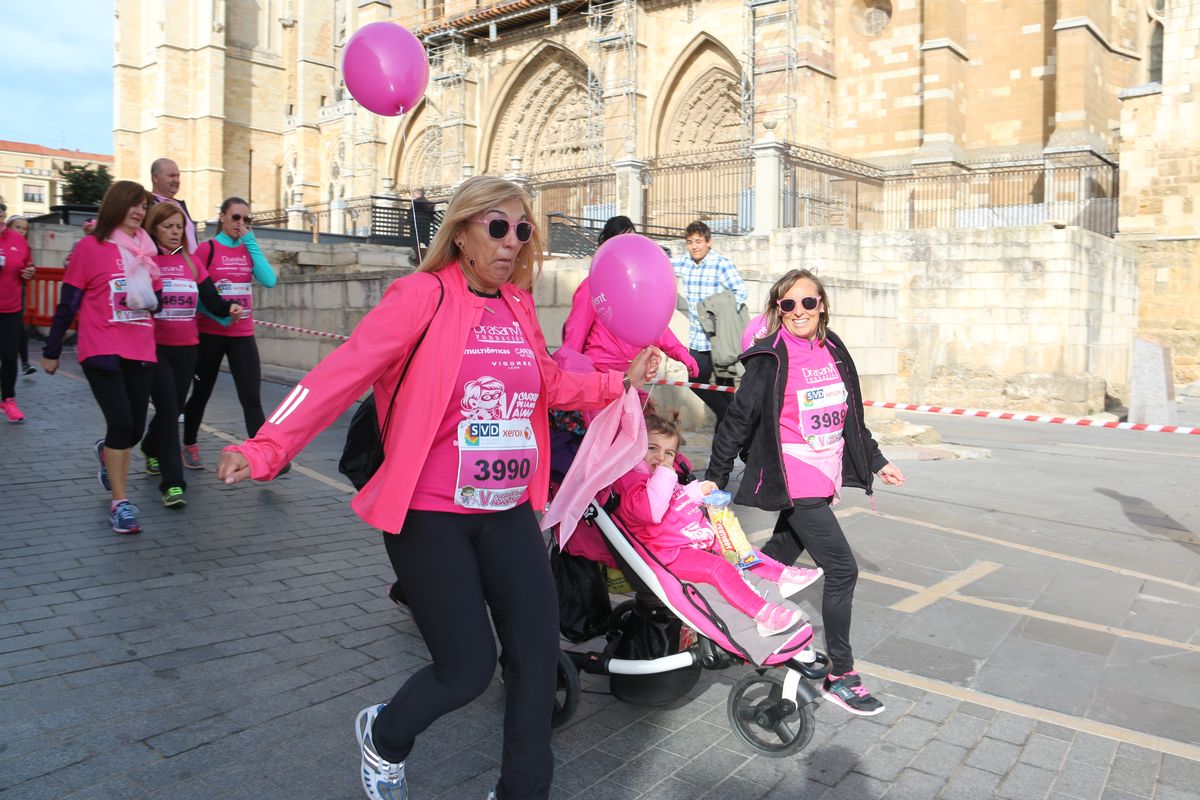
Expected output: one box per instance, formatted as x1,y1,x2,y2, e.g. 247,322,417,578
2,354,1198,799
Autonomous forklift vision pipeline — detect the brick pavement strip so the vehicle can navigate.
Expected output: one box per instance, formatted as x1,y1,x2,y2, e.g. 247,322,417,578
3,360,1199,799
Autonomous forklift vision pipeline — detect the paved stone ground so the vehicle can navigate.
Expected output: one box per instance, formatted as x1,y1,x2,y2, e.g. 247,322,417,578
2,353,1198,799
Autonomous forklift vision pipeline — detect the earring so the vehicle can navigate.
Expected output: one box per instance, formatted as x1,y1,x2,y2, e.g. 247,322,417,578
467,256,477,269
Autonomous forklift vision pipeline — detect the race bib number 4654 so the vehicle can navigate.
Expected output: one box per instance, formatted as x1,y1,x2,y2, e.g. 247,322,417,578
455,419,538,510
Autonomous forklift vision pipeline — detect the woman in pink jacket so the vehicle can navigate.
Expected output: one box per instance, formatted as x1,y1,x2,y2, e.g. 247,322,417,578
217,177,659,800
561,215,698,381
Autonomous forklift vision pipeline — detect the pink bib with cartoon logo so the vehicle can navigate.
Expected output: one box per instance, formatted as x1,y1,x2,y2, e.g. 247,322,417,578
409,301,543,513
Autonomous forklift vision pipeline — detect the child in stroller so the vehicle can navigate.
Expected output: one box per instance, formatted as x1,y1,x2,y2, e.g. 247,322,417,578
611,411,823,636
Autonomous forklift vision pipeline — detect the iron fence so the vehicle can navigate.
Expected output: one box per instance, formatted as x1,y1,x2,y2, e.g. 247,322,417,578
546,212,685,258
781,145,886,230
645,148,754,234
527,166,617,234
369,197,446,247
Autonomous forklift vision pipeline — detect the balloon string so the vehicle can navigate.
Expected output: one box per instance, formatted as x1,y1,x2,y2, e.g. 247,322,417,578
398,110,424,264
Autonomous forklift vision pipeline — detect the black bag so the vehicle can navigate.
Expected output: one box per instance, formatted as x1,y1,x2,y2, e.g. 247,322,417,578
606,597,702,705
338,276,443,490
550,543,612,643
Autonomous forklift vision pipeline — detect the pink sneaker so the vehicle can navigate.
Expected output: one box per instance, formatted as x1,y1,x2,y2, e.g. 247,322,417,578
778,565,823,598
2,398,25,423
754,603,804,636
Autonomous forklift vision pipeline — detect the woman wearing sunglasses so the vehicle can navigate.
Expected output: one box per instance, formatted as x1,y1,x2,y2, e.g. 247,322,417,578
181,197,277,469
705,268,905,717
216,176,659,800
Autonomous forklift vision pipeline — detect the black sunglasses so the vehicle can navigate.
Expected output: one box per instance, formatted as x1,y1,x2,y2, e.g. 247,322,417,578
472,217,535,243
778,296,820,313
227,213,252,224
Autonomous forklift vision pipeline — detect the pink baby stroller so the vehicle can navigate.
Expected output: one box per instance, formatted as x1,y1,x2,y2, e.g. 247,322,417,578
547,458,832,757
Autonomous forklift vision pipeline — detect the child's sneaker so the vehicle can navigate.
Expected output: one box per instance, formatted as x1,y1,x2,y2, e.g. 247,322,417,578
2,398,25,423
95,439,111,491
356,704,407,800
110,501,141,535
145,456,161,475
754,603,804,636
182,444,204,470
821,671,885,716
778,565,823,598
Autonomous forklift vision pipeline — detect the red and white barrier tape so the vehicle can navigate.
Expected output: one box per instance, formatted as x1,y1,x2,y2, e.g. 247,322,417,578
254,319,350,341
255,319,1200,436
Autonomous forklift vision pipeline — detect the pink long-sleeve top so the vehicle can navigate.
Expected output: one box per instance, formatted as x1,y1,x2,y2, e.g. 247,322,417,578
611,461,717,565
562,278,692,372
226,264,626,534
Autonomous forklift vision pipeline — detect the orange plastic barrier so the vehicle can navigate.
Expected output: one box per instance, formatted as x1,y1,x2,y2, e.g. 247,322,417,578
23,266,71,329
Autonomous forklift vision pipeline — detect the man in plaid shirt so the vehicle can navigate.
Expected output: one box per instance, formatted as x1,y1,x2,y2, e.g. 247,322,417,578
671,220,748,428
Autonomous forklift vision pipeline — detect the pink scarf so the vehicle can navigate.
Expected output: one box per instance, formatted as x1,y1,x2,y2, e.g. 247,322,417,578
109,227,162,282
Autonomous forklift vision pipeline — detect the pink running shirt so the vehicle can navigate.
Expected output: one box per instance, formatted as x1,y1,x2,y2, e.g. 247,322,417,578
779,329,846,500
152,253,210,347
64,236,162,364
409,300,543,513
195,239,255,337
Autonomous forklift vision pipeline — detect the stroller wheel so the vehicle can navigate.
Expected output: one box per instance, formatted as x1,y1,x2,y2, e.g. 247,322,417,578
607,599,637,631
552,650,580,728
727,670,815,757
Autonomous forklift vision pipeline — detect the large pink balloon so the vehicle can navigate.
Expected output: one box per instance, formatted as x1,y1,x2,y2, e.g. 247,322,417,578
343,22,429,116
589,234,676,348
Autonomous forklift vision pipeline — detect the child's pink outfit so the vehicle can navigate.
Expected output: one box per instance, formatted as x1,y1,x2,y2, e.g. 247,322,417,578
611,461,819,633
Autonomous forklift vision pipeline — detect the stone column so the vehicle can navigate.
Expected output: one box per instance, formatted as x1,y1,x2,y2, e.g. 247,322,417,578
613,157,648,225
752,130,785,235
1045,0,1110,154
330,198,347,234
916,0,968,163
286,189,306,231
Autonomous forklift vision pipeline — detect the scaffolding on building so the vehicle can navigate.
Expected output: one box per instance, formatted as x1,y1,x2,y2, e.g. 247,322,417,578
424,32,469,185
586,0,638,166
742,0,799,149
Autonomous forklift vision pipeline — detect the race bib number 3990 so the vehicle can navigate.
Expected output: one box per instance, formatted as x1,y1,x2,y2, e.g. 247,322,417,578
455,419,538,510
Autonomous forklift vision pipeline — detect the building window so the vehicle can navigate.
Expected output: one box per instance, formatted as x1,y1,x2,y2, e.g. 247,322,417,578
24,184,45,204
1147,0,1164,84
23,160,34,169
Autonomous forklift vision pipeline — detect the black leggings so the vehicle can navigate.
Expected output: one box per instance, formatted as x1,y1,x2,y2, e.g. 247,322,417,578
0,311,20,399
143,344,198,492
82,360,155,449
183,333,265,445
762,497,860,675
689,348,734,426
375,503,558,800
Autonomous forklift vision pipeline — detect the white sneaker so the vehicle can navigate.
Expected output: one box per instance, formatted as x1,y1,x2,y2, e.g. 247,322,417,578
778,566,824,598
356,704,407,800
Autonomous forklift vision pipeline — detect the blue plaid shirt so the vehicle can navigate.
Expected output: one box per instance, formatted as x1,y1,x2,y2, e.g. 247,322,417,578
672,251,749,351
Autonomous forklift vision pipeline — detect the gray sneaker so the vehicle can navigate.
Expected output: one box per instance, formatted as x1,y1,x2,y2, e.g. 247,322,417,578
182,444,204,470
356,704,407,800
95,439,111,491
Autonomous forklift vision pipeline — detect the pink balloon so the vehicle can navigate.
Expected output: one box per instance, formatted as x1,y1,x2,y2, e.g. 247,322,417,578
343,22,429,116
589,234,676,348
742,313,768,350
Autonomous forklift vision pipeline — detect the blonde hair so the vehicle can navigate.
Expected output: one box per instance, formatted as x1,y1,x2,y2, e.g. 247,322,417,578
761,268,831,346
417,175,542,290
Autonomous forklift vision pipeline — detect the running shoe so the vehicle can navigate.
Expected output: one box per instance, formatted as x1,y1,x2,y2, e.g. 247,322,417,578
1,398,25,423
277,461,292,476
110,501,142,535
821,671,885,716
754,604,805,636
487,790,496,800
95,439,111,491
21,363,36,376
182,444,204,470
162,487,187,508
778,565,824,598
145,456,161,476
356,704,407,800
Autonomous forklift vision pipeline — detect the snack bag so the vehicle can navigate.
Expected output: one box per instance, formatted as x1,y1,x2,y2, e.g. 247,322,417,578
704,490,761,569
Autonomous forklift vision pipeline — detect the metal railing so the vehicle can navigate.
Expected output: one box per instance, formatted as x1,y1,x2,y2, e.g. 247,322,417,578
645,148,754,234
545,212,685,257
527,166,617,233
369,197,446,247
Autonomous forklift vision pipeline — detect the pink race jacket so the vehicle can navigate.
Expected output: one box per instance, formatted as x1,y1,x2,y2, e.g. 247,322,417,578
227,264,625,533
0,228,32,314
611,461,716,565
562,278,693,373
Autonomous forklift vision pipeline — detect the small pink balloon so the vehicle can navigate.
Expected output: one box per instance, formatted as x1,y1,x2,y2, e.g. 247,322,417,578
343,22,429,116
589,235,676,348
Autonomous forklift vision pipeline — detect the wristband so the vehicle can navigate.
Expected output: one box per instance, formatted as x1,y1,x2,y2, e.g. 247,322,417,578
622,375,633,391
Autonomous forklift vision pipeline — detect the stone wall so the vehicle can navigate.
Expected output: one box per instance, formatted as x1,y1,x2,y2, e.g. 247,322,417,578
1129,239,1200,385
700,225,1138,413
28,223,1135,415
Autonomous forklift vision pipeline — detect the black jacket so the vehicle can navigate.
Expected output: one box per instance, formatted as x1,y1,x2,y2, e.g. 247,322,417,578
705,328,889,511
